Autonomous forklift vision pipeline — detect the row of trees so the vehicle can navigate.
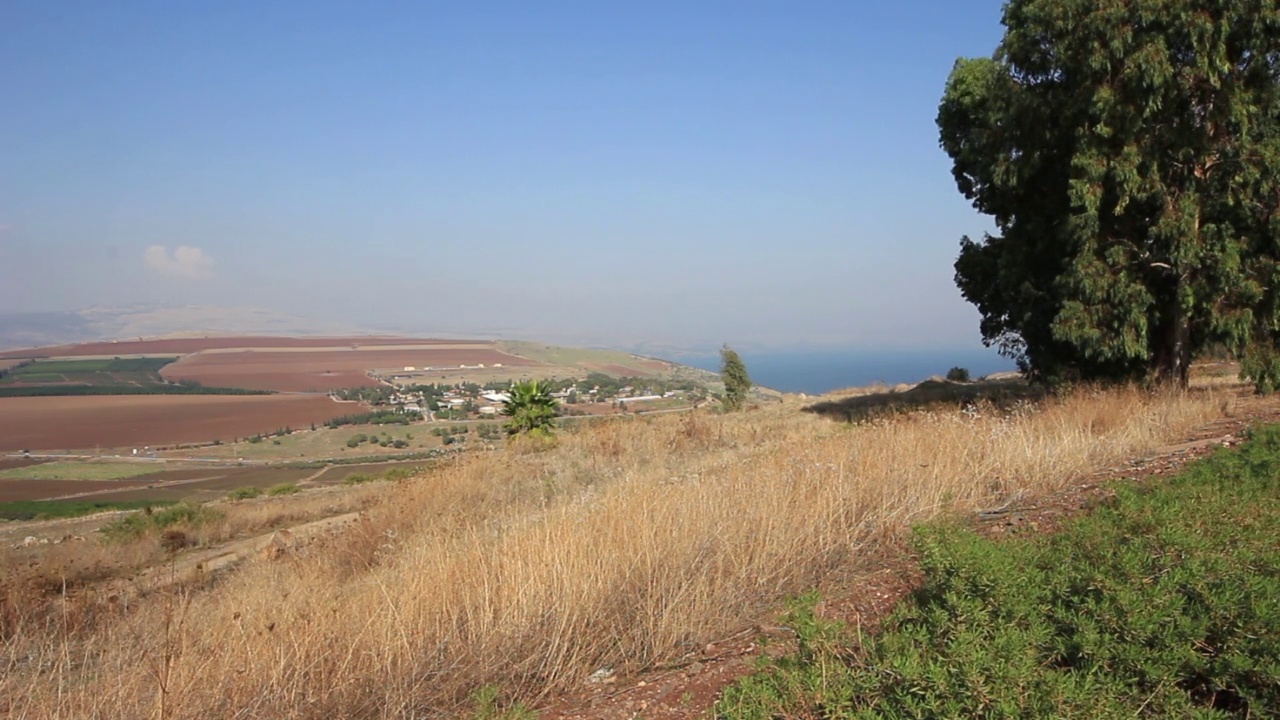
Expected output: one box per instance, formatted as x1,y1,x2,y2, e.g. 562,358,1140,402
943,0,1280,389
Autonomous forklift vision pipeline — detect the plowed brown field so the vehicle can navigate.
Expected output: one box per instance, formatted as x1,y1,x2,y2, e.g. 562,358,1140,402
161,348,535,392
0,395,359,452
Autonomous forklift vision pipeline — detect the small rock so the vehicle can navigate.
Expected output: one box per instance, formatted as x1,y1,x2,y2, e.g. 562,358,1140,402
587,667,615,684
686,661,704,676
22,536,38,547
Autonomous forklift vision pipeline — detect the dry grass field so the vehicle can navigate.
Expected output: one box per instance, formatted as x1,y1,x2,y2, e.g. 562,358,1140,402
0,385,1229,718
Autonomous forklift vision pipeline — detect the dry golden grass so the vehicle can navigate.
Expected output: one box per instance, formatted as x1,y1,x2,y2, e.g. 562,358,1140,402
1,386,1227,718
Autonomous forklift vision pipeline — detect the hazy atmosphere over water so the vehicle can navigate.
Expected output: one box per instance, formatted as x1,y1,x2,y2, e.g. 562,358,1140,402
3,1,1009,355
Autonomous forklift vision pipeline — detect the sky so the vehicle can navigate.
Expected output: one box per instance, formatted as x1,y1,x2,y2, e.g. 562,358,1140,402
1,1,1009,353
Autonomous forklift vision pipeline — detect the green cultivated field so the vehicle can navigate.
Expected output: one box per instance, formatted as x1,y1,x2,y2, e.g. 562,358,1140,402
0,461,166,481
0,356,271,396
723,426,1280,719
0,499,176,521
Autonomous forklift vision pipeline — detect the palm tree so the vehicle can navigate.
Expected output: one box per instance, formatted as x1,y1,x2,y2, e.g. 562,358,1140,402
501,380,558,436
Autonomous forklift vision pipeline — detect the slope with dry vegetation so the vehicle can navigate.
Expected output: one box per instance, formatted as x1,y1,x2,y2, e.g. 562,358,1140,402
1,384,1230,718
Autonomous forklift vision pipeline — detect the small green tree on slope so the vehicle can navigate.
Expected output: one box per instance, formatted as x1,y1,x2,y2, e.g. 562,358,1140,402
940,0,1280,389
501,380,557,436
720,345,752,412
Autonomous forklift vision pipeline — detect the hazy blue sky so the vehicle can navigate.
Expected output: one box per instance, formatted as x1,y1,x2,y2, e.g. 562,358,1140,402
1,1,1008,351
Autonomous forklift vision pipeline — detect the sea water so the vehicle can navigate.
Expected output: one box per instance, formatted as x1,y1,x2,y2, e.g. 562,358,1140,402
678,347,1016,395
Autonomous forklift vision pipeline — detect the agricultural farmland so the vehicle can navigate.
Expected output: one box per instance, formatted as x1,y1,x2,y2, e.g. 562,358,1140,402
0,335,704,452
160,344,535,392
0,395,354,452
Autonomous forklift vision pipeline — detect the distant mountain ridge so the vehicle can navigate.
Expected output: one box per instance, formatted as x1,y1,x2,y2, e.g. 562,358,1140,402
0,306,365,351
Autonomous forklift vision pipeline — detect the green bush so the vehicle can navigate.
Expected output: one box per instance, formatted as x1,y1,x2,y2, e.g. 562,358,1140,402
382,466,420,482
100,502,222,543
227,486,264,500
945,366,971,382
721,425,1280,719
267,482,301,496
343,473,375,486
346,433,367,448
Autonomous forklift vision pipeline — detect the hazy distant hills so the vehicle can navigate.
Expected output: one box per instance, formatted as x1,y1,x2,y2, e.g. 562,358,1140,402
0,306,365,351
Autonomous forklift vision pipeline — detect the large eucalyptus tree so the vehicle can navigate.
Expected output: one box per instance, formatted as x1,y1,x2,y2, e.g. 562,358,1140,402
941,0,1280,388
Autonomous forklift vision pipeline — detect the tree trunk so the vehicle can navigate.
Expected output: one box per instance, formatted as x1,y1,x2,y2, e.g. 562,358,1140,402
1154,290,1192,389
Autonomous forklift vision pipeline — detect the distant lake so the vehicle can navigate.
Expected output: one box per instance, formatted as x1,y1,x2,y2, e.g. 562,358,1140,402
678,348,1016,395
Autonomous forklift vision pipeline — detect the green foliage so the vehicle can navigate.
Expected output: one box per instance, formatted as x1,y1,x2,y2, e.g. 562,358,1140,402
945,366,971,383
470,684,538,720
0,499,176,522
227,486,263,500
324,410,419,429
0,356,272,396
720,344,752,412
100,502,222,543
501,380,558,437
266,483,301,496
941,0,1280,389
346,434,367,448
342,473,375,486
721,425,1280,718
0,462,162,481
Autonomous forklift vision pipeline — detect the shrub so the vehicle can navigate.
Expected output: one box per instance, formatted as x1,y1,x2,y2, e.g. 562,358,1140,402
343,473,375,486
502,380,558,437
227,486,263,500
945,366,971,382
383,467,417,482
160,529,190,553
100,502,222,543
267,483,301,496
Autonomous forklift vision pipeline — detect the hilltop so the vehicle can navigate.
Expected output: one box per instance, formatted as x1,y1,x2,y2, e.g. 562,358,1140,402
4,362,1273,718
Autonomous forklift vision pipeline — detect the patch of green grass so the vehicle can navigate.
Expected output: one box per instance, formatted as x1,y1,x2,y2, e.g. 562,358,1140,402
15,359,113,374
266,482,301,496
721,425,1280,719
227,486,264,500
342,473,376,486
10,373,67,383
0,499,176,521
0,461,163,481
470,684,538,720
99,502,222,543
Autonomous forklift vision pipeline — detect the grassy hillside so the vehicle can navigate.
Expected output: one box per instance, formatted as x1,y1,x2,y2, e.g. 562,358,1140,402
0,385,1228,718
722,425,1280,718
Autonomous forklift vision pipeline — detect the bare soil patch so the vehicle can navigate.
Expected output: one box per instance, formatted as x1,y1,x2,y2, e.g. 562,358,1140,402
0,478,156,503
0,395,357,452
